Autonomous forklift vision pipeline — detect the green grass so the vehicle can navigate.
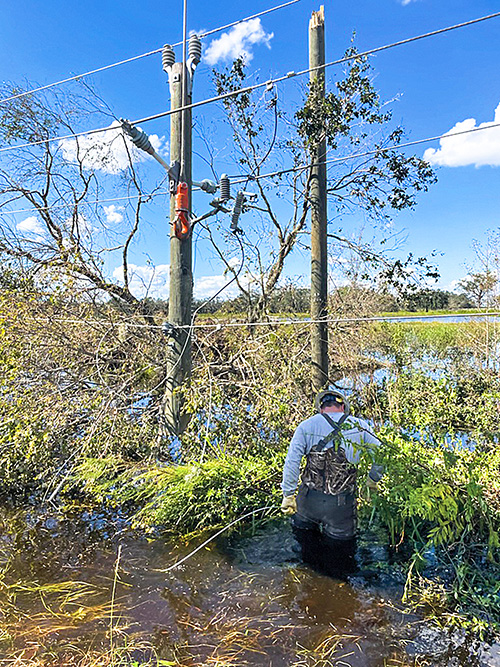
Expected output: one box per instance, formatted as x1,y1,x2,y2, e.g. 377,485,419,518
378,308,500,318
371,318,500,355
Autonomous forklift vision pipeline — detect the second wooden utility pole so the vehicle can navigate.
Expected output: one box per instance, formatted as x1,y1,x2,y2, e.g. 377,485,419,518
309,6,329,393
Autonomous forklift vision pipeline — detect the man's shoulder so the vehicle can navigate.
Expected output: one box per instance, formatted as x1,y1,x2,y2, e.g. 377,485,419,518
297,413,324,430
298,413,365,429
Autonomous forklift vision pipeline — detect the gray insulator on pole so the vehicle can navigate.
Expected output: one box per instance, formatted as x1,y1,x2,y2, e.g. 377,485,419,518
188,35,202,66
219,174,230,202
162,44,176,72
198,179,218,194
231,191,245,231
121,119,154,155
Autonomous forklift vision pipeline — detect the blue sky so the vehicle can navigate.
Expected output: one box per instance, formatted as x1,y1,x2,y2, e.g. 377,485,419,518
1,0,500,299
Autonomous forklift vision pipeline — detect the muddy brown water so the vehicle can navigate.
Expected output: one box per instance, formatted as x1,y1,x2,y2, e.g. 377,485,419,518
1,509,499,666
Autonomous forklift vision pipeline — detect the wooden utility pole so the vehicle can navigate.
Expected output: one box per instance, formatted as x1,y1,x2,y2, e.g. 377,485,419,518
164,59,193,435
309,6,329,393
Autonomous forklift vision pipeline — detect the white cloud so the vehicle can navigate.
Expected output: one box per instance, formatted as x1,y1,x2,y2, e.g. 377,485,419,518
424,103,500,167
59,121,167,175
103,205,124,224
401,0,417,5
194,265,256,299
194,274,241,299
148,135,164,153
111,262,252,301
204,19,273,66
113,263,170,300
16,216,45,237
448,279,464,293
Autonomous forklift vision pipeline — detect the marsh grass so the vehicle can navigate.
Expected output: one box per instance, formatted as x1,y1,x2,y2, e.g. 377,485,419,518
374,319,500,356
291,626,363,667
0,539,161,666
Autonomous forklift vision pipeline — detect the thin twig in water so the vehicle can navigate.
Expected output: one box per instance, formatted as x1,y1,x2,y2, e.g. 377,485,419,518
109,544,122,664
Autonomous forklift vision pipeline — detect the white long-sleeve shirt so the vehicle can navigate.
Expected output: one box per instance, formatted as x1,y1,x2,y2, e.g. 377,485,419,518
281,412,382,497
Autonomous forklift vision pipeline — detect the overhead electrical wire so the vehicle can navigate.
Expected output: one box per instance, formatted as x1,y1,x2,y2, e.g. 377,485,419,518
157,506,277,573
0,0,301,106
230,120,500,184
32,310,500,333
3,119,500,219
1,10,499,157
0,92,278,218
180,0,188,180
1,190,171,216
114,8,500,129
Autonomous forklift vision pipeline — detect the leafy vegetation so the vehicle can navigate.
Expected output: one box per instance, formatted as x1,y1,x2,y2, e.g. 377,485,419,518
74,455,282,536
1,274,500,661
0,52,499,662
208,51,437,317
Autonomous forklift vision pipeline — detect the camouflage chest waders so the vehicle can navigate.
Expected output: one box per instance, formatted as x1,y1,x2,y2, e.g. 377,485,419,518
294,413,357,540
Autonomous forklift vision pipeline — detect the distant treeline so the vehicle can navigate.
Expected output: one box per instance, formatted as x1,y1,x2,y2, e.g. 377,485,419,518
0,262,476,317
128,285,475,316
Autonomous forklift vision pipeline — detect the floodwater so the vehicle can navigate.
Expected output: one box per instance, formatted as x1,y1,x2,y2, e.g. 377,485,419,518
1,508,500,666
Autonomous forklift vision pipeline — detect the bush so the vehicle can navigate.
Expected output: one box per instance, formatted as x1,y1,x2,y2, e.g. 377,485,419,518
72,454,283,535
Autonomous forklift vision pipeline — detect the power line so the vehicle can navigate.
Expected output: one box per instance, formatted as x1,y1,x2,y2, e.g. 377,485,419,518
200,0,300,39
0,0,301,106
157,506,277,573
126,9,500,127
138,311,500,330
1,10,499,157
4,119,500,219
34,311,500,332
0,124,119,155
232,120,500,184
330,10,500,69
0,190,170,216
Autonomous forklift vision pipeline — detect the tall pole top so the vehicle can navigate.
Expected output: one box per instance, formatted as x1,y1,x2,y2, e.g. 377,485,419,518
309,6,325,82
310,5,324,30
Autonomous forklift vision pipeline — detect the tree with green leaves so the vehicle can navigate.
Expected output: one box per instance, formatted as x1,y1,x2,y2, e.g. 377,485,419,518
208,49,436,318
458,270,498,308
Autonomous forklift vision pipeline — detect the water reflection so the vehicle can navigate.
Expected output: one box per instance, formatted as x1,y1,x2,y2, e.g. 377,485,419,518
0,509,498,665
292,525,357,579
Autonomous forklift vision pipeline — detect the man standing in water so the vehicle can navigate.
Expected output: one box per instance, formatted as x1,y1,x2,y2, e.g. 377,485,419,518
281,390,383,576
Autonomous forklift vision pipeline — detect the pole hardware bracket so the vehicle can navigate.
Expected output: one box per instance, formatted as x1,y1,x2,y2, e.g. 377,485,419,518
209,199,231,214
190,199,230,228
162,321,176,337
121,121,217,199
121,119,184,192
169,161,180,194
